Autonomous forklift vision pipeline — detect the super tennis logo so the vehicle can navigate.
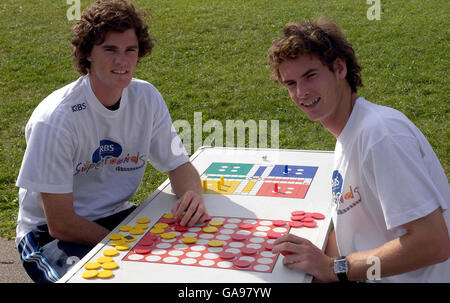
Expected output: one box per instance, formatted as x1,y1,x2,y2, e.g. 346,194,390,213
74,139,146,175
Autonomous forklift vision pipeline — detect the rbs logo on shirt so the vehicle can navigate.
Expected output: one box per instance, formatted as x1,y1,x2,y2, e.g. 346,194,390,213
92,139,122,163
71,103,87,112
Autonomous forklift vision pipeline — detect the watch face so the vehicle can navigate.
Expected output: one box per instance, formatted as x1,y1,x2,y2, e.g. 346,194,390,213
334,258,348,274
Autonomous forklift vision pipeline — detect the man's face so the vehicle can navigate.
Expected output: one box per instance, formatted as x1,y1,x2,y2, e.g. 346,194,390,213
87,28,139,93
278,54,347,124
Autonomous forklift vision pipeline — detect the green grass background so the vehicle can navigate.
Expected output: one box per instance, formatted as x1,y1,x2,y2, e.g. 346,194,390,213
0,0,448,239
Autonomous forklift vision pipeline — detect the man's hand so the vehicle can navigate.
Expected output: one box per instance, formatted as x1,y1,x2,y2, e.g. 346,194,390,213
171,190,209,226
272,233,337,282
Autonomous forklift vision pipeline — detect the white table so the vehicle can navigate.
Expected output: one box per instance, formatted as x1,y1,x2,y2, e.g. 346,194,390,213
60,147,334,283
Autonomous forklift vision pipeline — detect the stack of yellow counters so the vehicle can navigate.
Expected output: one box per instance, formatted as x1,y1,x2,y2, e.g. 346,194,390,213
81,217,151,280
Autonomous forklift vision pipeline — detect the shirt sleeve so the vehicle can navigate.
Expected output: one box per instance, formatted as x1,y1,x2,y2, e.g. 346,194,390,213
147,92,189,172
361,134,448,230
16,121,74,193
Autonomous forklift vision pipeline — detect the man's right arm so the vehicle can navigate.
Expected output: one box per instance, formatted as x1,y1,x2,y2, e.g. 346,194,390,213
41,192,110,246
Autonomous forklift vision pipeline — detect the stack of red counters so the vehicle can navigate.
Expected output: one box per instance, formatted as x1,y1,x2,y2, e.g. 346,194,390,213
134,233,159,255
289,210,325,228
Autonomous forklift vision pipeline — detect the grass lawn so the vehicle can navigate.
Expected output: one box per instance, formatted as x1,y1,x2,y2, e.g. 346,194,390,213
0,0,448,239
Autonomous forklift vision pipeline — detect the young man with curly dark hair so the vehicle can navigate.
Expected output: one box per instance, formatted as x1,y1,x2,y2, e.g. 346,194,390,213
15,0,207,282
268,17,449,283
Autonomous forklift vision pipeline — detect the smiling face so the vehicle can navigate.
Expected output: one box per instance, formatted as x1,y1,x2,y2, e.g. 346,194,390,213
278,54,354,136
87,28,139,105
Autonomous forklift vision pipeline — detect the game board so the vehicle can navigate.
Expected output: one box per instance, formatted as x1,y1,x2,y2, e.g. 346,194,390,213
60,147,334,283
201,163,318,199
123,215,294,273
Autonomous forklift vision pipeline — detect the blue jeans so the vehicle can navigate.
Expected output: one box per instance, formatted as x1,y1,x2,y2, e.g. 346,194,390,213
17,205,137,283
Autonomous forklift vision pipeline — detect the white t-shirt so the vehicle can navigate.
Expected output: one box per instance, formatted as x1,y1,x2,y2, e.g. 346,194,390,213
15,75,189,245
331,97,450,282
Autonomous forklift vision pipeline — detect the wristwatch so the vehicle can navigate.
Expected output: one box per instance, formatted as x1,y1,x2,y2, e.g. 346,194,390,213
333,256,349,282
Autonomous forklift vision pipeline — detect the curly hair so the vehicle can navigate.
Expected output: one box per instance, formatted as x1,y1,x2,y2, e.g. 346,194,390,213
267,17,363,93
71,0,154,75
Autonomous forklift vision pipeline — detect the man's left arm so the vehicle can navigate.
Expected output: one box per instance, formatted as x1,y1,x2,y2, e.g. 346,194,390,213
168,162,209,226
345,207,450,281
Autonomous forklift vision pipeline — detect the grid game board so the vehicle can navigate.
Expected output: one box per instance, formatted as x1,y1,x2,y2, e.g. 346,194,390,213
122,215,294,273
201,162,318,199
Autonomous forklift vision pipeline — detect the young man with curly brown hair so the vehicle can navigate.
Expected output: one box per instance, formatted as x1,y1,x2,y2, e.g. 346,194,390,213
16,0,207,282
268,18,449,283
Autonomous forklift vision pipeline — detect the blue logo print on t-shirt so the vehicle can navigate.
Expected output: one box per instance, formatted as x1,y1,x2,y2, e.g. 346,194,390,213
92,140,122,163
331,170,343,205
